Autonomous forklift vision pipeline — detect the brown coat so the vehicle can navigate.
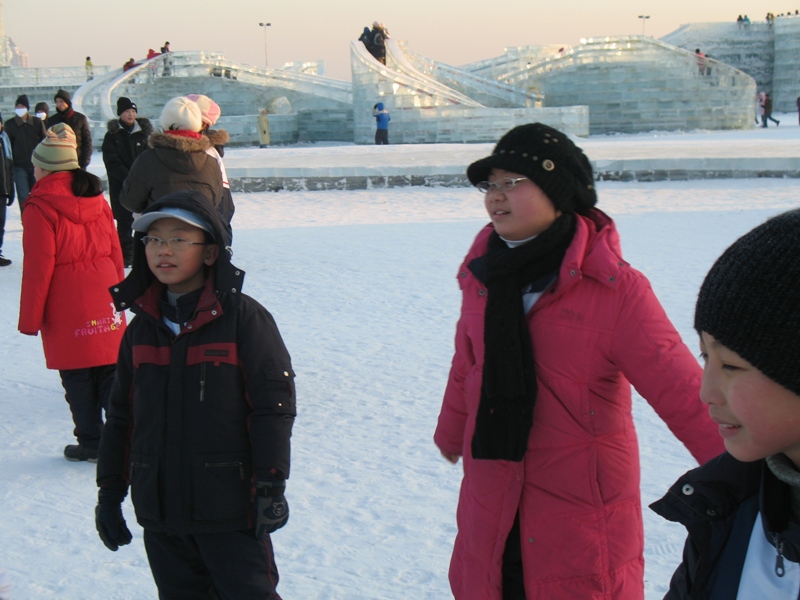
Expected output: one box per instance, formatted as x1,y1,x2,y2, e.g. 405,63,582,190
120,131,223,214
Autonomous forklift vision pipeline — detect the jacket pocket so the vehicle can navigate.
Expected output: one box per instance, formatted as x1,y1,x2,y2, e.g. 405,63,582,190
129,452,162,522
263,366,297,415
193,452,251,521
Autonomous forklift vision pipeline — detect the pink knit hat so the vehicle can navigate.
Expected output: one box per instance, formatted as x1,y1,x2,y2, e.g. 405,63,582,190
186,94,221,126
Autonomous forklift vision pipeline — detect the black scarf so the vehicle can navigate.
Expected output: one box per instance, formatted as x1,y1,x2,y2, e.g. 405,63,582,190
468,214,576,461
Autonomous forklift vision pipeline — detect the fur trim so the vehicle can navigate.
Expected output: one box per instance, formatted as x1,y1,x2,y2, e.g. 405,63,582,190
148,130,211,153
205,128,230,147
106,117,153,137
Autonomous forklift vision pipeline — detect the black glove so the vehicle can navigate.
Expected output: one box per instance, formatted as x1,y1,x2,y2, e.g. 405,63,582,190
254,481,289,539
3,196,11,206
95,489,132,551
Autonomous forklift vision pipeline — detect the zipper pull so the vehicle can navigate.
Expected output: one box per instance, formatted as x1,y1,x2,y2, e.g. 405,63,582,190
774,536,786,577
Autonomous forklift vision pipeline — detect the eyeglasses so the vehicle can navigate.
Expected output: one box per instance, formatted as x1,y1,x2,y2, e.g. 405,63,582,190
141,236,211,250
475,177,528,193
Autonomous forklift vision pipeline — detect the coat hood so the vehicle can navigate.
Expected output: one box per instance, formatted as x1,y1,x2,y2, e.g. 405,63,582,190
110,190,244,312
106,117,153,137
27,172,107,226
148,131,212,175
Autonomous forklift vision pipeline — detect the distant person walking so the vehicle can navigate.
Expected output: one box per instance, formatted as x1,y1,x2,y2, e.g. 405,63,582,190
694,49,707,76
760,92,780,127
47,89,93,168
85,56,94,81
797,95,800,125
4,94,46,208
160,41,172,76
372,102,390,145
258,108,271,147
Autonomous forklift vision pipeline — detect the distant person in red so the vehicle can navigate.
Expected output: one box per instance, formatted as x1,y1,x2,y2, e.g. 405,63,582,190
123,58,138,71
146,48,160,60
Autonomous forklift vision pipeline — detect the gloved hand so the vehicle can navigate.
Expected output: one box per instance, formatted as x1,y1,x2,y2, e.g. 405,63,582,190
95,489,132,551
254,481,289,539
3,196,12,206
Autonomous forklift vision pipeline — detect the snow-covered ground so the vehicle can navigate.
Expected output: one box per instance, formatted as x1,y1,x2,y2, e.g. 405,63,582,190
0,119,798,599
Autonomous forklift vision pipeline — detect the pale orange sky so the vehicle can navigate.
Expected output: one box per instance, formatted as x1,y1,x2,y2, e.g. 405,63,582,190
3,0,790,80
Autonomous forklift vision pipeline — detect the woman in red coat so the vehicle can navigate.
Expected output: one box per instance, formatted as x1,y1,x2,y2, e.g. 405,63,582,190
18,123,126,463
434,123,724,599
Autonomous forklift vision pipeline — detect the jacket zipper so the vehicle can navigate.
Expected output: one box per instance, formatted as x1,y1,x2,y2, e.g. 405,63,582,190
773,533,786,577
199,362,206,402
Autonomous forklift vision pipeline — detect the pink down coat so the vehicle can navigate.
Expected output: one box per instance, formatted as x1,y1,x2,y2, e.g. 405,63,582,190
434,210,723,600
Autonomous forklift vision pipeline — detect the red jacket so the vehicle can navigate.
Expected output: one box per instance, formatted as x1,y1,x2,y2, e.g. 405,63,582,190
18,172,126,369
434,210,723,599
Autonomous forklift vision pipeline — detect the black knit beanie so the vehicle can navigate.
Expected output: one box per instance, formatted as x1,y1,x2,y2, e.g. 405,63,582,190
117,97,137,116
54,89,72,107
467,123,597,215
15,94,29,109
695,208,800,395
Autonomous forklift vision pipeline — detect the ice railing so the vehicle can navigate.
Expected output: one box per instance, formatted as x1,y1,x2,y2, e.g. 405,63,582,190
462,45,568,79
86,51,353,122
501,36,750,86
400,44,540,108
0,65,110,87
351,41,481,108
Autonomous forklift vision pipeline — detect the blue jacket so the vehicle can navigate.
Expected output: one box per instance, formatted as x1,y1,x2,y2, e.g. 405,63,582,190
373,102,390,130
650,452,800,599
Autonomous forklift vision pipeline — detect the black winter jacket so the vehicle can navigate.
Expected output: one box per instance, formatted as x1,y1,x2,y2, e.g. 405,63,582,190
101,118,153,202
120,132,225,219
46,109,93,168
650,452,800,599
97,191,295,536
4,115,45,169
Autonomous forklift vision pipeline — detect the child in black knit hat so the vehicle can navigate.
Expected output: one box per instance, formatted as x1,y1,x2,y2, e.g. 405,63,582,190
652,208,800,598
434,123,723,598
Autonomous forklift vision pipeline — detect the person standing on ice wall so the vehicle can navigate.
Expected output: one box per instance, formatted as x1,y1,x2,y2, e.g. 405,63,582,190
651,209,800,598
433,123,724,599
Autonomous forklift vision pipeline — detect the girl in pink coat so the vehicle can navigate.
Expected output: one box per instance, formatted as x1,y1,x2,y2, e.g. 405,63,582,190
434,123,724,599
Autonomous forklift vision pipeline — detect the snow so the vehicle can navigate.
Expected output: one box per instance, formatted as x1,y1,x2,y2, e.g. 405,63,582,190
1,118,799,599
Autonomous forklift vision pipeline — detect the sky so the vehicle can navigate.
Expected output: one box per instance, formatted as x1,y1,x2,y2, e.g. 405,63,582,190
2,1,788,81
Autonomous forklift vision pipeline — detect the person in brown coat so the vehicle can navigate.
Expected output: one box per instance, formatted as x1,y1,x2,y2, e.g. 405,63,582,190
120,97,224,224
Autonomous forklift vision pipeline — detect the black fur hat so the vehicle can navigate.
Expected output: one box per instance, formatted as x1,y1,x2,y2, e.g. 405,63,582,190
467,123,597,215
695,208,800,394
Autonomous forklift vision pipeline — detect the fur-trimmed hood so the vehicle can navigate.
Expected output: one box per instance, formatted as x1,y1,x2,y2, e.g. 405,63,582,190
205,128,230,148
106,117,153,137
148,131,211,153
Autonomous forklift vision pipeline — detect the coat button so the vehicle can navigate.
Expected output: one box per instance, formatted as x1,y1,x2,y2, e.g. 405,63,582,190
459,271,467,278
478,289,486,296
113,287,119,292
211,310,217,315
527,537,534,543
569,269,576,276
187,325,193,330
681,484,694,496
284,371,290,377
706,509,717,517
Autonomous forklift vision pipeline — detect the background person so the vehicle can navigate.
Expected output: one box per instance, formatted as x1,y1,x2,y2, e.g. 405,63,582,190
17,124,126,462
4,94,46,208
46,89,93,169
434,123,723,599
0,113,15,266
102,97,152,267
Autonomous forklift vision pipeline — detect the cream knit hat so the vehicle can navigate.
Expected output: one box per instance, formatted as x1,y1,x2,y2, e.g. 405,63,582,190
159,96,203,132
32,123,79,172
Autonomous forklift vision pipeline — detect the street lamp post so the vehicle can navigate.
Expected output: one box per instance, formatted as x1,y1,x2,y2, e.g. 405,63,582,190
259,22,271,68
638,15,650,36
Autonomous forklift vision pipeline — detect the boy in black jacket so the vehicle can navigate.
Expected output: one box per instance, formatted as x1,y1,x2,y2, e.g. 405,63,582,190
651,209,800,598
95,190,295,599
